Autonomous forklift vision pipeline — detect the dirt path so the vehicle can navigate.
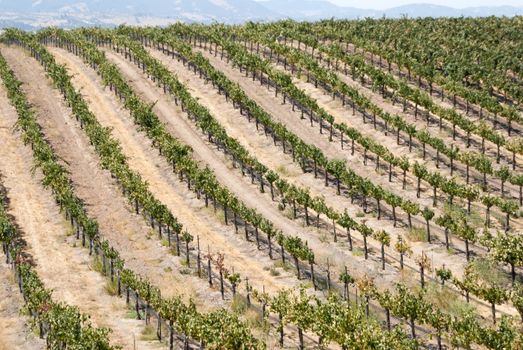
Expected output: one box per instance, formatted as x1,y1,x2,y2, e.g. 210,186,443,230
147,47,462,283
47,47,303,302
0,73,159,350
101,47,395,282
260,44,521,205
304,41,522,165
1,46,231,312
0,263,44,350
186,45,523,320
316,39,523,135
289,49,518,201
147,45,518,320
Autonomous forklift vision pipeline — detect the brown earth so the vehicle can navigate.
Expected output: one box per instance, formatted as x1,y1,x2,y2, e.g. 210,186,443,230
48,47,320,348
147,45,518,319
0,65,159,350
101,47,389,283
189,45,519,319
0,264,44,350
49,46,302,297
322,39,523,136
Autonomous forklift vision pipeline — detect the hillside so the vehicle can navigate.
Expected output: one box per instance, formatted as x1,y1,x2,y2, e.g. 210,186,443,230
0,0,522,28
0,16,522,350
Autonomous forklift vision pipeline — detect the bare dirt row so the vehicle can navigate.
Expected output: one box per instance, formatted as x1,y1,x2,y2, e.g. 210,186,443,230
193,47,478,260
0,58,155,350
146,47,445,280
324,40,523,136
48,47,318,348
260,42,522,205
142,45,520,320
0,258,43,350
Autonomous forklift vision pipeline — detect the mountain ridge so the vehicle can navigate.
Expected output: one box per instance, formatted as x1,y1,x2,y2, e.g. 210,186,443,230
0,0,521,29
260,0,523,20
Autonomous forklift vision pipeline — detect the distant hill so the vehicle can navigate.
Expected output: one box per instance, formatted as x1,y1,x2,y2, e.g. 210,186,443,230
382,3,523,18
0,0,279,22
259,0,377,20
261,0,523,19
0,0,521,29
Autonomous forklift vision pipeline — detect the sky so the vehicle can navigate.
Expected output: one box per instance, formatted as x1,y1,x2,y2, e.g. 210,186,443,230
307,0,523,9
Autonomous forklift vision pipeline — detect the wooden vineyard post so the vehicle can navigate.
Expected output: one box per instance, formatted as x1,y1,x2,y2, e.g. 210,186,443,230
117,270,121,297
157,315,162,340
169,320,174,350
326,258,331,291
135,291,141,320
197,236,202,278
206,246,213,287
245,277,251,307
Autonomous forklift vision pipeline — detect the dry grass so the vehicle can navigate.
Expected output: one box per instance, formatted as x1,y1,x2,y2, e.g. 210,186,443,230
352,247,364,257
276,164,290,176
244,308,266,331
231,295,248,314
272,260,293,272
406,226,427,242
105,279,119,296
139,325,157,341
470,257,510,286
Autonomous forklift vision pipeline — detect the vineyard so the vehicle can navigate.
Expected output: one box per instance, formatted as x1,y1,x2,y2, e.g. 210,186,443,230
0,17,522,349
